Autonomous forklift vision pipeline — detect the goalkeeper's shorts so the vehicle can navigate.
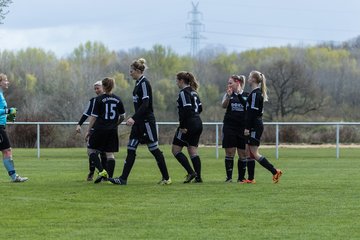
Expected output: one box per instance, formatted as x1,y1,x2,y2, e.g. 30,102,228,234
0,126,11,151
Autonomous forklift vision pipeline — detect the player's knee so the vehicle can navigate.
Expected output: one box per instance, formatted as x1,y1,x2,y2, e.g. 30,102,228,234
2,148,12,158
147,142,159,152
106,152,114,159
150,148,161,155
127,139,139,151
87,148,98,156
127,149,136,157
172,149,180,157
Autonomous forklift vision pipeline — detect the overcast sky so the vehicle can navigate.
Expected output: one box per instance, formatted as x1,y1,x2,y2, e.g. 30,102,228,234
0,0,359,57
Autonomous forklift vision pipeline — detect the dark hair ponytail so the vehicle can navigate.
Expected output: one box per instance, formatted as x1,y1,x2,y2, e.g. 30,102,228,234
102,77,115,93
176,71,199,91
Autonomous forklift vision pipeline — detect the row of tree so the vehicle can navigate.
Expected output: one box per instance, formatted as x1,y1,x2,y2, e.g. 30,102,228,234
1,36,360,146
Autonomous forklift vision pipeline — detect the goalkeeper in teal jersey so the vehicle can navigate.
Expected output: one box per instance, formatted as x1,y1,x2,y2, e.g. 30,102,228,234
0,73,28,182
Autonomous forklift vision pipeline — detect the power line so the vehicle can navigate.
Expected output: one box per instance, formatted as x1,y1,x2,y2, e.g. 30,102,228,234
206,19,359,34
205,30,342,44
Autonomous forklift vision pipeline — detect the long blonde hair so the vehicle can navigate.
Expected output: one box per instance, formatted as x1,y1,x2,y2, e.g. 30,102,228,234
250,70,268,102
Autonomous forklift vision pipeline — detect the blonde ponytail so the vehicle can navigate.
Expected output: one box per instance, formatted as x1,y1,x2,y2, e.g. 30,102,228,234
250,70,268,102
260,73,268,102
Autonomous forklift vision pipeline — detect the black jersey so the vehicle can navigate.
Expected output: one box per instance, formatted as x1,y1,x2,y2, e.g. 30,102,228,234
83,97,96,117
91,93,125,130
77,97,96,126
132,75,155,122
177,86,202,129
223,91,248,128
245,87,263,129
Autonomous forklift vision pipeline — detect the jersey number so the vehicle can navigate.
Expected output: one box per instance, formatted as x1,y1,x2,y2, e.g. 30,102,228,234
194,97,199,113
105,103,116,120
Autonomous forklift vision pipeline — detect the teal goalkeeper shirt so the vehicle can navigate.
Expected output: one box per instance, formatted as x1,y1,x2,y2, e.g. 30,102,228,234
0,90,8,126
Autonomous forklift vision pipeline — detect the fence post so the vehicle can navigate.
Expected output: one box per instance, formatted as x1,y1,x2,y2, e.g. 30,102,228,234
276,124,279,160
216,124,219,159
336,124,340,159
37,124,40,159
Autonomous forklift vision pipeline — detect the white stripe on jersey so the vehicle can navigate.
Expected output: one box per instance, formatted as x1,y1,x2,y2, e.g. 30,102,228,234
145,122,155,141
177,130,182,139
135,75,145,86
83,100,91,116
251,93,259,110
141,82,149,99
180,91,192,107
90,98,98,117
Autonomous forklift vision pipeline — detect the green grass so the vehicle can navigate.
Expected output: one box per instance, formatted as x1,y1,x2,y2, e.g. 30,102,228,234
1,146,360,239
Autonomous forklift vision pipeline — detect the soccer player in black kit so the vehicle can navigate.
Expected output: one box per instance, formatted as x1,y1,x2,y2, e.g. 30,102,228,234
76,81,108,181
172,71,203,183
222,75,255,183
109,58,171,185
85,77,125,183
244,71,282,183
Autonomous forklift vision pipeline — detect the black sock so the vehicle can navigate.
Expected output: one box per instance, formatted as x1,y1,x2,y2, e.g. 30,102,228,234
225,156,234,179
247,159,256,180
89,153,103,172
238,158,247,181
151,148,170,180
120,149,136,180
100,152,107,172
191,155,201,179
258,156,277,175
106,158,116,178
89,156,95,173
175,152,194,174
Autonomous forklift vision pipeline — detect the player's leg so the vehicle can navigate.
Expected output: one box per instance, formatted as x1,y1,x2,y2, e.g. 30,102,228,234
148,142,171,184
187,146,202,183
222,126,236,182
0,128,27,182
224,147,236,182
172,128,196,183
87,155,96,181
237,146,247,183
87,148,108,183
100,152,108,175
110,124,141,185
145,122,170,183
103,130,119,179
113,138,139,184
248,145,282,183
187,124,203,183
105,152,115,178
239,135,255,184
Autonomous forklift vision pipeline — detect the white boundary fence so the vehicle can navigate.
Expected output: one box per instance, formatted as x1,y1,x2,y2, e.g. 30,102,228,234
8,121,360,159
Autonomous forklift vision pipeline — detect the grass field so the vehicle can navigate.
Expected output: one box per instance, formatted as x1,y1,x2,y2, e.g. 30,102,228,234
1,146,360,240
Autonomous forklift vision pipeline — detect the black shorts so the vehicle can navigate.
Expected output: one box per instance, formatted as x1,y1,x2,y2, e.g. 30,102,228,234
222,125,246,149
0,127,11,150
172,124,203,147
88,129,119,152
248,124,264,146
129,120,158,144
